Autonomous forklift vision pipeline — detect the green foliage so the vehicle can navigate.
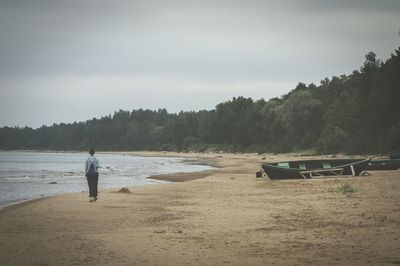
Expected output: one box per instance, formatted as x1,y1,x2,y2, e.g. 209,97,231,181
316,126,347,153
182,136,201,150
1,47,400,154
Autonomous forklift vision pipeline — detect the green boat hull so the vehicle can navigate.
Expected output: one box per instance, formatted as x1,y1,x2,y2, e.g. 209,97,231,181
261,159,370,180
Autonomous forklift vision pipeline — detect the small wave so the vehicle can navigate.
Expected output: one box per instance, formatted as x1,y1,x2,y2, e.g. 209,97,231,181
5,176,31,181
63,172,77,176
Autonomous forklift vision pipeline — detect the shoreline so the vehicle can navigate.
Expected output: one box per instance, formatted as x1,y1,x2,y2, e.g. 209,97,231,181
1,152,400,265
0,167,214,211
0,152,216,210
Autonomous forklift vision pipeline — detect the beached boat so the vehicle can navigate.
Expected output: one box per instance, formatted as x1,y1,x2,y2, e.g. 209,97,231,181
259,158,370,180
365,159,400,171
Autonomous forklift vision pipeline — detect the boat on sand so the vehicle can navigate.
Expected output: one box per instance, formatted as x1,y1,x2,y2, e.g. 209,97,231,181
258,158,370,180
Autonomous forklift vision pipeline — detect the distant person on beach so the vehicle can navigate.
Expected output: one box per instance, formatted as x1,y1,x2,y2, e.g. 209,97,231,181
85,148,100,202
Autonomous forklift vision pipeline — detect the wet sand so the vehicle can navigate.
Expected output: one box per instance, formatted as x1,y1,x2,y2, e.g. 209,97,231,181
0,152,400,265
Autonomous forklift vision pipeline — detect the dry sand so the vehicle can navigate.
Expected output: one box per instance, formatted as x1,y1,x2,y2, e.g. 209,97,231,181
1,152,400,265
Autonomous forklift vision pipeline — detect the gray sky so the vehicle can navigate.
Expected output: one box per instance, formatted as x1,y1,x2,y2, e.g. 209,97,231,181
1,0,399,128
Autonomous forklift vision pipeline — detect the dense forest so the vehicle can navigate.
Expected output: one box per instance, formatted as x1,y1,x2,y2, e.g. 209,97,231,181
1,48,400,154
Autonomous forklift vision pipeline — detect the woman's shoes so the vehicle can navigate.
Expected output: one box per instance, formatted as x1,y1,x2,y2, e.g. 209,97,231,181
89,196,98,202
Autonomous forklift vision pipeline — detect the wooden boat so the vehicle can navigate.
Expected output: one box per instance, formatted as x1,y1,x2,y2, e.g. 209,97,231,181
260,158,370,180
364,159,400,170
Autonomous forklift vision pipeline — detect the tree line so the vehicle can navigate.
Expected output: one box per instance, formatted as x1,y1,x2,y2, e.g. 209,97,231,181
1,48,400,154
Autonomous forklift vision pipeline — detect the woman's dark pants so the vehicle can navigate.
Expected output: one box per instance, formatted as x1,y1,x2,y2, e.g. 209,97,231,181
87,173,99,197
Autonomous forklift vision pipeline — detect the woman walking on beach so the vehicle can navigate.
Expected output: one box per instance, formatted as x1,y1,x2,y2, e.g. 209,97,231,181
85,148,100,202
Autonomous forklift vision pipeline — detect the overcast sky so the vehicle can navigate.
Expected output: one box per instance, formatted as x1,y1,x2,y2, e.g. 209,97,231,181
0,0,399,128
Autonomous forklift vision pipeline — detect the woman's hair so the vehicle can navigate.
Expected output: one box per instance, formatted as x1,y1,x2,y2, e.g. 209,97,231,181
89,148,95,155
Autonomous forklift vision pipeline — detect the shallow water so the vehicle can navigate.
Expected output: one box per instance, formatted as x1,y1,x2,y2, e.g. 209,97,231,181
0,151,212,207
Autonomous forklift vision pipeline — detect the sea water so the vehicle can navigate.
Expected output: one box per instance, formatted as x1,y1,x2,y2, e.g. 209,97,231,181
0,151,212,207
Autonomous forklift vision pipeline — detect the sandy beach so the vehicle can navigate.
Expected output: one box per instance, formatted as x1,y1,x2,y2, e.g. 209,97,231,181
1,152,400,265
